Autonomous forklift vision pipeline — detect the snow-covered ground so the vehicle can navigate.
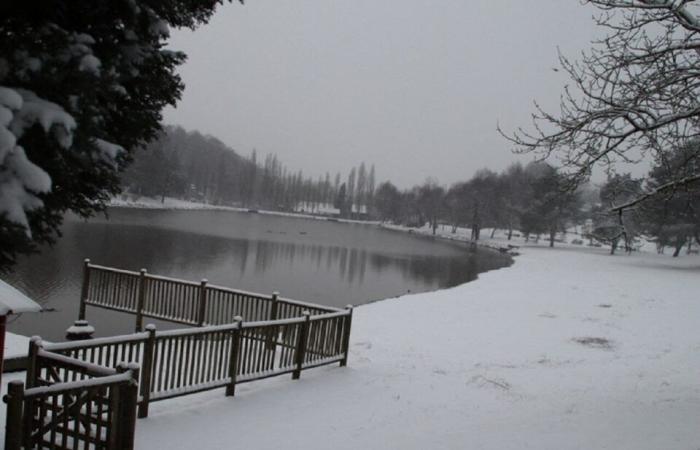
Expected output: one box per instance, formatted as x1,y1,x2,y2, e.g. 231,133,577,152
2,234,699,449
130,244,698,450
109,195,379,225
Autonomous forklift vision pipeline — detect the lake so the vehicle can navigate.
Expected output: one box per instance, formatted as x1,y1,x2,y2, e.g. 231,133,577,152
3,208,512,340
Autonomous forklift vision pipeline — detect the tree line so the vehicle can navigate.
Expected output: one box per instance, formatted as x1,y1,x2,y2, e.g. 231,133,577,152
374,143,700,256
592,143,700,257
373,162,584,248
121,126,377,216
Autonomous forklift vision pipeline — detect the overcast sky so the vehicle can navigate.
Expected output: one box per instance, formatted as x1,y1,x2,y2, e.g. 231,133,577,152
164,1,600,188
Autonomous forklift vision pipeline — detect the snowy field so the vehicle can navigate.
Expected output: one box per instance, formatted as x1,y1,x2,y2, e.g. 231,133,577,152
2,237,699,449
129,244,697,449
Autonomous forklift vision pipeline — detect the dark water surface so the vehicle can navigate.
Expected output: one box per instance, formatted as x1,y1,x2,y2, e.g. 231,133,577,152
4,208,511,340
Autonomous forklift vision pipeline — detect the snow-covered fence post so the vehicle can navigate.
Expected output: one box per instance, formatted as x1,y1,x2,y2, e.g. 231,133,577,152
4,380,24,450
292,311,311,380
226,316,243,397
113,363,139,450
25,336,41,389
266,291,279,350
340,305,354,367
138,324,156,419
135,269,148,333
197,279,208,327
79,258,91,321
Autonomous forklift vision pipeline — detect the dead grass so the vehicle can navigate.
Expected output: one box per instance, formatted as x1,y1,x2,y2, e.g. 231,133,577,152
572,337,614,350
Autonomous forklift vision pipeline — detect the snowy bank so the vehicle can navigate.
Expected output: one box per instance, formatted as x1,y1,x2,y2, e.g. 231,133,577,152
109,195,379,225
126,245,700,450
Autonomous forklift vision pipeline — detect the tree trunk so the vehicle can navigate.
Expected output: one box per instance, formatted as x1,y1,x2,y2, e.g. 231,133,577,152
673,239,685,257
549,230,555,247
507,226,513,241
490,228,497,238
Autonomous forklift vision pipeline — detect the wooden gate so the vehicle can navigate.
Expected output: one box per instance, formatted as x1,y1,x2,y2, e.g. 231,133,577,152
4,339,139,450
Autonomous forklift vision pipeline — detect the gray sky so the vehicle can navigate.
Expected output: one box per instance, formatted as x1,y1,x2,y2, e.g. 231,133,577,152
164,1,599,188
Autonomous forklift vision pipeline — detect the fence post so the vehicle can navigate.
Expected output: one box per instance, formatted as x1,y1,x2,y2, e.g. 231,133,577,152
197,279,208,327
340,305,354,367
138,325,156,419
79,258,91,320
269,291,279,320
135,269,147,333
115,363,139,450
266,291,279,350
292,311,311,380
25,336,42,389
226,316,243,397
20,344,36,450
4,380,24,450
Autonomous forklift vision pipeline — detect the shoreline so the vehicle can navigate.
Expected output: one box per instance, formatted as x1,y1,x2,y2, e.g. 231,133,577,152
109,196,381,226
3,222,699,448
136,245,700,449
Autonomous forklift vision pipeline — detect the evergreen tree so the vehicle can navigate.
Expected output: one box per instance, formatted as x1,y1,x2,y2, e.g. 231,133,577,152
0,1,239,269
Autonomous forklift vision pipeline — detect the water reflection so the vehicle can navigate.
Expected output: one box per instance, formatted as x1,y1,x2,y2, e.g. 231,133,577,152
3,209,511,340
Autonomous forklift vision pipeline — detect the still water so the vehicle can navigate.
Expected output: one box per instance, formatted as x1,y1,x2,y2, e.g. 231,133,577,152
4,208,511,340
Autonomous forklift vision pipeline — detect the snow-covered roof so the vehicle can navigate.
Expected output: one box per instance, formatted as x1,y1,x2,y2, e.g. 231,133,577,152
0,280,42,315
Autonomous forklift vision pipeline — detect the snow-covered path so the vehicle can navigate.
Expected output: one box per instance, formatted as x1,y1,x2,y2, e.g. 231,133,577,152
133,246,700,450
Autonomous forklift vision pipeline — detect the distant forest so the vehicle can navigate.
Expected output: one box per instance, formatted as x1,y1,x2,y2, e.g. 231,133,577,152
120,126,376,217
122,126,699,256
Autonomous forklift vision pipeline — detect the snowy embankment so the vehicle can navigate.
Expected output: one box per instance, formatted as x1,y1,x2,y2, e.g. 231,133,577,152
109,195,379,225
380,222,523,254
128,245,700,450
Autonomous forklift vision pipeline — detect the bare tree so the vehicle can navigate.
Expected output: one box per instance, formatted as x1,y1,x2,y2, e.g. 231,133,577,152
502,0,700,210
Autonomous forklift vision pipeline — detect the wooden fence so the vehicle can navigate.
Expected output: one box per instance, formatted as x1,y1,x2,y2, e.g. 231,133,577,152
45,309,352,418
79,259,339,331
4,338,139,450
4,261,354,446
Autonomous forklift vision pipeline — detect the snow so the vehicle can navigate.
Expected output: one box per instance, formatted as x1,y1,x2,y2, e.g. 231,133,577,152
1,235,699,448
93,138,123,166
0,86,76,231
0,279,41,316
109,195,380,225
129,244,700,449
65,324,95,335
9,89,76,147
23,371,131,397
149,19,170,38
4,332,33,359
78,54,101,75
0,87,22,111
0,145,52,227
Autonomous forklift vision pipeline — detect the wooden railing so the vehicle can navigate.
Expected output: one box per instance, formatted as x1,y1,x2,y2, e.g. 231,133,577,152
79,259,341,331
4,338,139,450
44,307,353,418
